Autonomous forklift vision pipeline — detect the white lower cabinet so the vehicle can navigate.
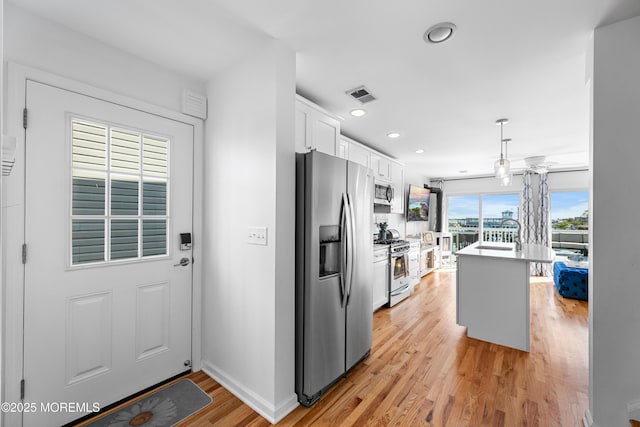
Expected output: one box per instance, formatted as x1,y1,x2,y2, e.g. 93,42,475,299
420,245,440,277
373,248,389,310
408,241,421,287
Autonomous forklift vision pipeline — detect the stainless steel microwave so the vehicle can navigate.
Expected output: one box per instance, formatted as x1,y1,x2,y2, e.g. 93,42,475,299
374,181,394,205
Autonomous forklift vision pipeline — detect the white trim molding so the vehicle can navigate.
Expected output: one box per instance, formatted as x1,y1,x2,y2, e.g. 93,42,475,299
628,398,640,424
202,360,299,424
583,409,603,427
2,62,205,426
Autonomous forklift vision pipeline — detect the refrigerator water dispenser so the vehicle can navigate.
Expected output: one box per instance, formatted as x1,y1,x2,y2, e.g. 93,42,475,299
319,225,340,278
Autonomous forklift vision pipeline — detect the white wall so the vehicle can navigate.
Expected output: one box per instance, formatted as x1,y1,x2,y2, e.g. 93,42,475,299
591,15,640,427
547,169,589,190
201,39,297,422
1,1,208,420
0,0,4,408
3,2,205,113
440,174,523,196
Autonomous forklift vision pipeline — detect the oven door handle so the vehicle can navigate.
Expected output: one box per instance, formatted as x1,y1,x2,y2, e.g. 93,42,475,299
391,284,410,296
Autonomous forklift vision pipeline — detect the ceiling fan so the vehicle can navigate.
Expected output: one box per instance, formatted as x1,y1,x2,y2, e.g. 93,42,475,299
523,156,558,174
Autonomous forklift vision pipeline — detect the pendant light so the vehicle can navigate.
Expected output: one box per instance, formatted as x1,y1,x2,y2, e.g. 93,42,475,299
499,138,513,186
494,118,510,179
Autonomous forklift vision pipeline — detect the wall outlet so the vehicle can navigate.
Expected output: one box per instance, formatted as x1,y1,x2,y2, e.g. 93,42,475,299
248,226,268,246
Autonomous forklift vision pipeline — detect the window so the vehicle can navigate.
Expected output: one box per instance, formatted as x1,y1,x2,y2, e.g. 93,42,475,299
482,194,520,243
447,195,479,252
447,193,520,252
550,191,589,254
70,119,169,265
551,191,588,231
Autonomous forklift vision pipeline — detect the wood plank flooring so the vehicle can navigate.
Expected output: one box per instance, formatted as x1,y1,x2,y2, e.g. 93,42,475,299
77,269,589,426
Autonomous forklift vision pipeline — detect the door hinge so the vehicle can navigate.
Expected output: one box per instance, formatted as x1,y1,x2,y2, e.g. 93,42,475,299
22,243,27,264
23,108,28,129
20,379,25,400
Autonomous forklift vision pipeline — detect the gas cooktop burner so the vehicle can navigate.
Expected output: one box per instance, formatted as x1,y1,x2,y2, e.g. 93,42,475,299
375,239,409,246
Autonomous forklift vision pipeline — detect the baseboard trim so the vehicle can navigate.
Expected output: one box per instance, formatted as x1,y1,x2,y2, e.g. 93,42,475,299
201,360,298,424
627,398,640,426
583,409,602,427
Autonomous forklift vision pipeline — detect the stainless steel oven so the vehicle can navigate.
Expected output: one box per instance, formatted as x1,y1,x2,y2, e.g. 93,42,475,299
388,241,411,307
374,181,394,206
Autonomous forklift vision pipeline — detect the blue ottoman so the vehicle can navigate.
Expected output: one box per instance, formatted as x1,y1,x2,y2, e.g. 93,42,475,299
553,261,588,301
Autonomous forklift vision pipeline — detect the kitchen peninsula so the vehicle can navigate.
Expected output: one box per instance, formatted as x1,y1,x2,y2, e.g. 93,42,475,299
456,241,555,351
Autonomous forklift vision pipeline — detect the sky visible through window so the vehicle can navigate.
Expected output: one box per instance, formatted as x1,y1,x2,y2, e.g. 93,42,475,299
448,192,588,220
482,194,519,219
447,195,479,219
551,191,588,220
448,194,519,218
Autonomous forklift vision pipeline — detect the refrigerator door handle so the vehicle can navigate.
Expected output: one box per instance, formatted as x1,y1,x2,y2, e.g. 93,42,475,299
346,193,357,305
340,193,349,308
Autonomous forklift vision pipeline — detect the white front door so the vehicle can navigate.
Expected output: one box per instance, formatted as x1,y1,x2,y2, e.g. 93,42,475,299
22,81,194,426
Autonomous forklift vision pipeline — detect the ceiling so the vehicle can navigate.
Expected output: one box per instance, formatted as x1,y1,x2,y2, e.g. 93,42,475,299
9,0,640,178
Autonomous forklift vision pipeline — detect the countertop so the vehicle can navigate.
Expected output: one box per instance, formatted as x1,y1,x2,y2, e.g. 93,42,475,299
456,241,555,263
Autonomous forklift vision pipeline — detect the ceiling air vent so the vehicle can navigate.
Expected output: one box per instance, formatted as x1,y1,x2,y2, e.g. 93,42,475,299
182,90,208,119
346,86,376,104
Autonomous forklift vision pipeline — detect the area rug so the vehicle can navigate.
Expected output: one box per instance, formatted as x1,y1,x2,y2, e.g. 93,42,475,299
85,379,212,427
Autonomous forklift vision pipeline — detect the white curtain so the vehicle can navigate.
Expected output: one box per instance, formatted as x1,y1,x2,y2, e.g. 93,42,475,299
535,172,552,276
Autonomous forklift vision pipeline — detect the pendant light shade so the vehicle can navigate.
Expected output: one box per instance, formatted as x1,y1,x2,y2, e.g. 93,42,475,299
494,157,511,178
498,138,512,185
494,119,511,179
499,172,513,186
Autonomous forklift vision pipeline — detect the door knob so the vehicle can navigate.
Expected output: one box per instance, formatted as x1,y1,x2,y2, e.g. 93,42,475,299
174,257,190,267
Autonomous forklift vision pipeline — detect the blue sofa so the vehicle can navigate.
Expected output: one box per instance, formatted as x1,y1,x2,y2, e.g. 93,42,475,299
553,261,588,301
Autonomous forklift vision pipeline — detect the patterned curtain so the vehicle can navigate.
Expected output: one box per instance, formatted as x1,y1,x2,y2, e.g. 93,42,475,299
521,172,536,250
535,172,552,276
520,171,539,276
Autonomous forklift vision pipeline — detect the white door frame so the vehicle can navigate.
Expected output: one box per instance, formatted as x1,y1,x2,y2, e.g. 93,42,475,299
2,62,204,426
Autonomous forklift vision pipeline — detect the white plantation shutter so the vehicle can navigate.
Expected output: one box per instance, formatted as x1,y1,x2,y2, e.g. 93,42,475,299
143,135,168,176
72,122,106,169
70,119,169,265
110,129,140,173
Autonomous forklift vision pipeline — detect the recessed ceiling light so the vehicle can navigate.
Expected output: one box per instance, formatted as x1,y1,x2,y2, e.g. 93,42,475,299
387,132,400,139
350,109,367,117
415,149,425,154
424,22,457,44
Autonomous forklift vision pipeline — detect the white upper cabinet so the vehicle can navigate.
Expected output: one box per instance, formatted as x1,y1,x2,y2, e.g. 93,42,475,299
295,101,313,152
337,138,349,159
390,161,404,214
341,136,370,168
295,96,341,156
370,153,391,181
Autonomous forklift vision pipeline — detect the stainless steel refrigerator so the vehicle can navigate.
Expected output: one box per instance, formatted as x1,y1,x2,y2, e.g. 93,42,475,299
295,150,373,407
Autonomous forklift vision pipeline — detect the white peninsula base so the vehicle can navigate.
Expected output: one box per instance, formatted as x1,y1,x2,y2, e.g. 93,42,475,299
456,242,555,352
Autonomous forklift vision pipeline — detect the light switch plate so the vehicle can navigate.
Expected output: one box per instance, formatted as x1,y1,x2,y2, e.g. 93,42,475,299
248,226,268,245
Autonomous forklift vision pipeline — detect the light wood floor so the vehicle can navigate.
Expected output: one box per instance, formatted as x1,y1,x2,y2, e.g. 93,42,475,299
78,269,589,426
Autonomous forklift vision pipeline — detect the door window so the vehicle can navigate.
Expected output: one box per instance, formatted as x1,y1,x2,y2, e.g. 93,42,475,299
70,119,170,265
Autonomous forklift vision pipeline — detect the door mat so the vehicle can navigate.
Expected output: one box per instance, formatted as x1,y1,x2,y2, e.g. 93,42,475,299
85,379,212,427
